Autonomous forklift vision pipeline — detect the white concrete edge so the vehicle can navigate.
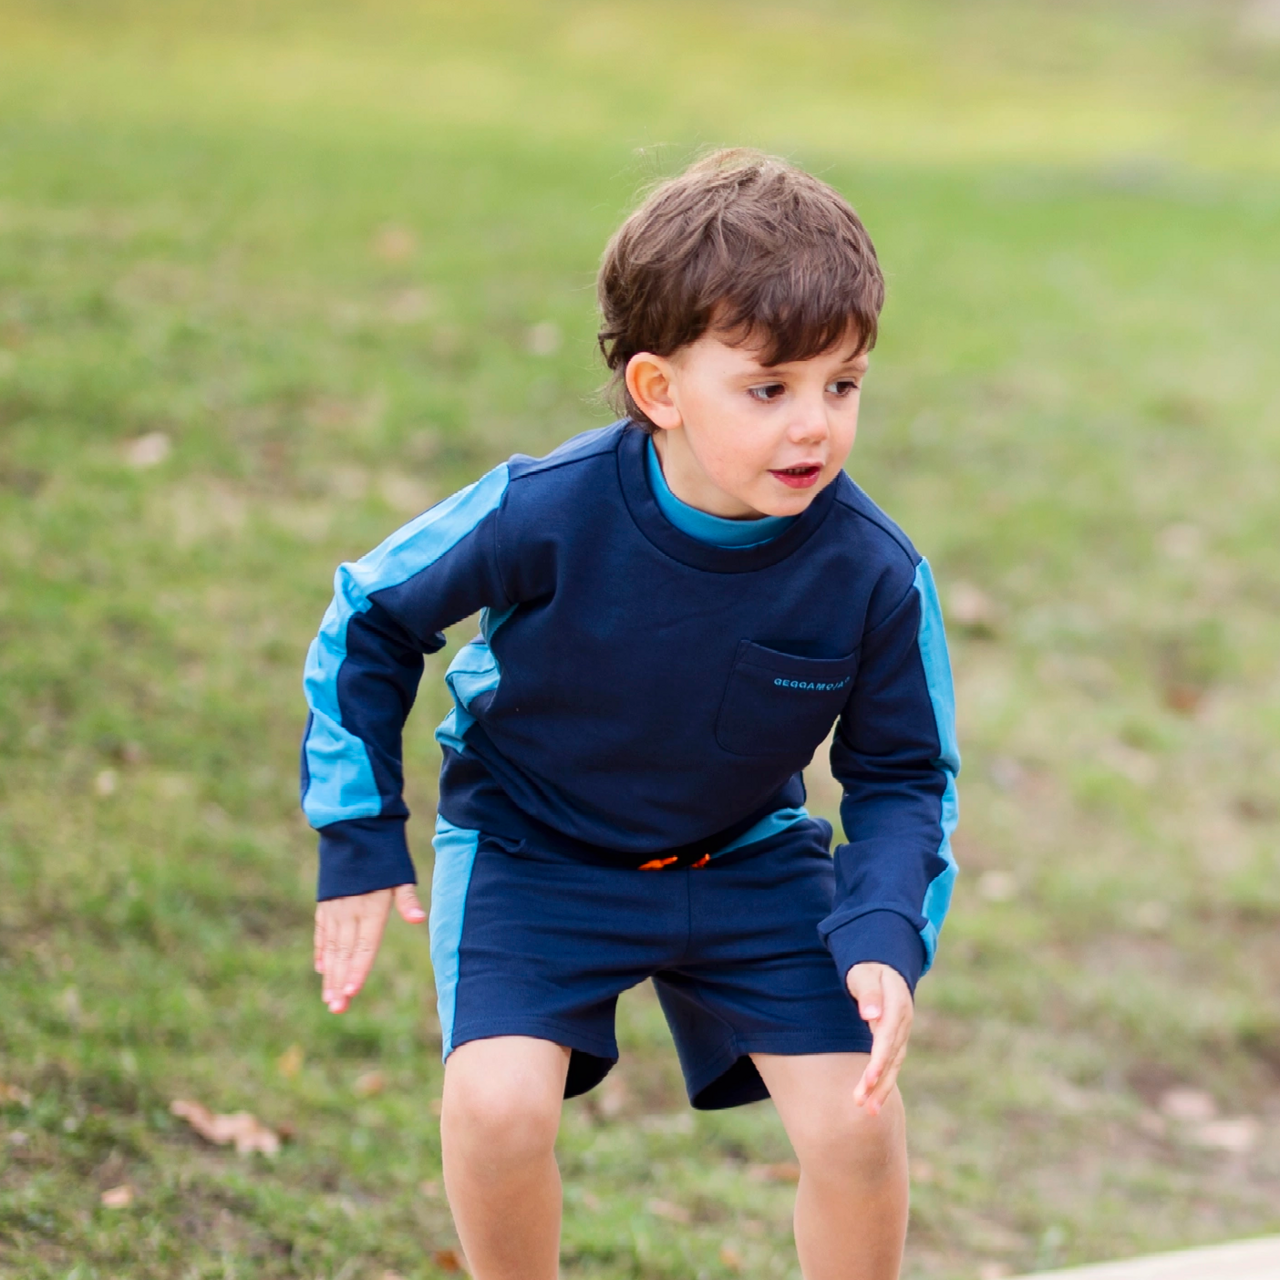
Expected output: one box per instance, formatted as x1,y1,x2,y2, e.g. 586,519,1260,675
1010,1235,1280,1280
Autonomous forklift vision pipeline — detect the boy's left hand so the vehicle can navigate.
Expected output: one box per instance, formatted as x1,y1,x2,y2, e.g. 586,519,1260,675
846,962,913,1116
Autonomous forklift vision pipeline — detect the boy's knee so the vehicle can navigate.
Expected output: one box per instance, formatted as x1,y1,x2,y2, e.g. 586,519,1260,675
790,1087,906,1186
441,1042,564,1165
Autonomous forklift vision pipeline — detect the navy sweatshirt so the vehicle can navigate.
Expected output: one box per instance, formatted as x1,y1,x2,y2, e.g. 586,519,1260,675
301,420,959,991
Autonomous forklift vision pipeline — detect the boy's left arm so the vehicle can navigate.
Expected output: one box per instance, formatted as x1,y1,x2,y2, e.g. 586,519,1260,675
819,557,959,1110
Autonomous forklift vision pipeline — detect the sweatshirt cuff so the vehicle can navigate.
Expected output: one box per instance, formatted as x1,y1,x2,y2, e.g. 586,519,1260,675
317,817,417,901
824,910,926,995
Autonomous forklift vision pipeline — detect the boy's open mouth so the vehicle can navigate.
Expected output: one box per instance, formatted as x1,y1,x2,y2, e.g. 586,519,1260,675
769,464,823,489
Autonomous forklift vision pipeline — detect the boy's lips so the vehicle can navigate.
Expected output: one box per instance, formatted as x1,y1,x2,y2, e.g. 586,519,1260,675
769,463,823,489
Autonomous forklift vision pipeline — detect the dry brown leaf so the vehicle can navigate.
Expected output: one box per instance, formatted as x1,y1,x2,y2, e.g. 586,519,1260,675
100,1184,134,1209
646,1197,691,1223
719,1243,744,1272
277,1044,304,1079
355,1069,386,1097
0,1081,33,1107
1163,682,1205,714
432,1248,465,1273
170,1099,281,1155
745,1160,801,1183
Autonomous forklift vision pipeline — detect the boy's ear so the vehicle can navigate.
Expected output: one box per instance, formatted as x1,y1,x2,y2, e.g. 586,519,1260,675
625,353,682,431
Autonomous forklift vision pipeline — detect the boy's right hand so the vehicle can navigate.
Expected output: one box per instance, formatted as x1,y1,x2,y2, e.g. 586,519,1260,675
314,884,426,1014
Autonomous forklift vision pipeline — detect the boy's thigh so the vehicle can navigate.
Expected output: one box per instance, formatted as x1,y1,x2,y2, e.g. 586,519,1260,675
431,822,685,1094
654,820,874,1109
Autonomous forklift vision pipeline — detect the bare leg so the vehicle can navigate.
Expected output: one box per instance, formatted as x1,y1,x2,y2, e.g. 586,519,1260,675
751,1052,908,1280
441,1036,571,1280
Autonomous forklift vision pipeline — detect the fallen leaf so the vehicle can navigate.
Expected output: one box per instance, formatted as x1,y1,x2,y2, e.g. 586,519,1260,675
170,1099,281,1155
1163,682,1204,715
719,1243,744,1272
124,432,171,469
100,1184,134,1209
0,1081,33,1107
745,1160,801,1183
277,1044,304,1079
432,1248,465,1272
354,1069,386,1097
647,1197,691,1223
1158,1087,1216,1123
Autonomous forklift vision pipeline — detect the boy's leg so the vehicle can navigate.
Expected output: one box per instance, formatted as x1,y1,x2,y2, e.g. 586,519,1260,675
441,1036,571,1280
751,1052,908,1280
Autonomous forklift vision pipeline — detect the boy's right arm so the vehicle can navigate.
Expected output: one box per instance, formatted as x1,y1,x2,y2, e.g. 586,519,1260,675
301,464,513,963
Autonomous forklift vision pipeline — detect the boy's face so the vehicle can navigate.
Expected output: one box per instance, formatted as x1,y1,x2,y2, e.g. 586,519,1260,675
628,328,868,520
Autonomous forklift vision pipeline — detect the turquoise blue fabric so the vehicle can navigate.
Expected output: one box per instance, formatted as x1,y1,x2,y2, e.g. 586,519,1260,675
645,437,794,547
435,603,515,756
428,814,482,1058
301,464,510,827
714,805,810,856
911,559,961,972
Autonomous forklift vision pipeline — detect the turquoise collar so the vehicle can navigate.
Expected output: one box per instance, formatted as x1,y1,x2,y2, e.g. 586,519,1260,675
644,437,795,548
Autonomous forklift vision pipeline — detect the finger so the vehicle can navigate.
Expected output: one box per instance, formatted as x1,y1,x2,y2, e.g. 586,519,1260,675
328,910,360,1013
314,906,326,975
852,977,894,1104
847,964,884,1026
862,990,913,1113
867,1040,910,1114
395,884,427,924
322,903,345,1004
343,907,388,1001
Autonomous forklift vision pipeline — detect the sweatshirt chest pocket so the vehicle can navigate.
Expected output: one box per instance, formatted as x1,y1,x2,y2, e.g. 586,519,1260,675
715,640,860,759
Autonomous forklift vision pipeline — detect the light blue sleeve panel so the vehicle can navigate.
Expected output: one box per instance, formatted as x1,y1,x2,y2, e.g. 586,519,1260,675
301,464,510,829
912,558,960,971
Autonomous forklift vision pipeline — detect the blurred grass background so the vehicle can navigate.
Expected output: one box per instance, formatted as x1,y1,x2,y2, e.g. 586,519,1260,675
1,1,1279,1277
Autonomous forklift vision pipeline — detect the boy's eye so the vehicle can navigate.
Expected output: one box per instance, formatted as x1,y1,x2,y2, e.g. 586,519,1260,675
827,379,860,397
748,384,786,402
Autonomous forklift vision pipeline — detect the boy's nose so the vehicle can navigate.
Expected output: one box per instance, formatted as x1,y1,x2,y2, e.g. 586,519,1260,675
789,398,830,443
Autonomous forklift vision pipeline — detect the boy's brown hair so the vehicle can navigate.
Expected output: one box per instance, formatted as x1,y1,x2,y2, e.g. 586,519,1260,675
597,149,886,428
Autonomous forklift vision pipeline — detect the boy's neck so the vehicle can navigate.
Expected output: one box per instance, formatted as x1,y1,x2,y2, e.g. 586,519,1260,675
650,427,765,520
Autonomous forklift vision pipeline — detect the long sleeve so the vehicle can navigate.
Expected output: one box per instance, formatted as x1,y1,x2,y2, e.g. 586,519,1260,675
817,558,960,993
300,464,513,899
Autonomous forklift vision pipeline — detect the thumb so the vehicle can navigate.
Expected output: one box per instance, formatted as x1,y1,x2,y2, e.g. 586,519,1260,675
847,963,884,1023
394,884,427,924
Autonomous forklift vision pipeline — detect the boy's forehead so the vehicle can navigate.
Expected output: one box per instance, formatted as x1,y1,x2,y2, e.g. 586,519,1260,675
710,326,870,371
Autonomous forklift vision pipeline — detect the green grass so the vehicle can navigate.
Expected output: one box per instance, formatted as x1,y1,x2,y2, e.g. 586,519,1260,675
2,2,1280,1277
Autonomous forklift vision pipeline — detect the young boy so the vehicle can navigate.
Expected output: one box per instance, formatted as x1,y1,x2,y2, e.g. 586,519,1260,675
302,150,958,1280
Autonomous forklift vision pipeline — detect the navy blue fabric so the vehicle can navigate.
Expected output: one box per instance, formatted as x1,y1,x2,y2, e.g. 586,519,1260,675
302,420,958,990
448,819,872,1110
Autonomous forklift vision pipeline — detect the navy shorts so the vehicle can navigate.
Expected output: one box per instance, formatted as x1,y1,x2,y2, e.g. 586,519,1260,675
427,813,872,1110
